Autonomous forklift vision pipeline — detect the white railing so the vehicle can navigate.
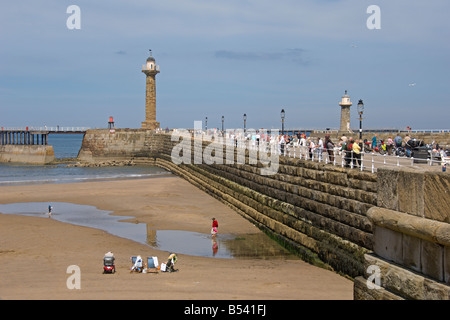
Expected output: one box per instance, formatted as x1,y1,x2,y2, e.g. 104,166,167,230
1,127,90,132
185,131,449,173
142,64,160,72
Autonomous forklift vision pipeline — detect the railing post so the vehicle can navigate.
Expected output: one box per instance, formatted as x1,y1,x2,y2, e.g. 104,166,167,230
371,153,375,173
350,151,354,169
360,152,364,171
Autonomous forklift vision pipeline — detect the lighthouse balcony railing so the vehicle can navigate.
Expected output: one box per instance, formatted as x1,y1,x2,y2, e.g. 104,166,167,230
142,65,160,72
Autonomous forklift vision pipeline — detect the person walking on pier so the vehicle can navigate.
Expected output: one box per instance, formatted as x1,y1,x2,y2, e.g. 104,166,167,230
300,134,308,159
353,139,362,168
344,138,354,167
316,137,324,161
372,134,378,149
324,135,335,163
308,138,315,160
279,135,286,156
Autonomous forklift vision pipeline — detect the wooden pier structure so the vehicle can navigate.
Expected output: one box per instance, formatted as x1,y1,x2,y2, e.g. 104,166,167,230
0,127,88,146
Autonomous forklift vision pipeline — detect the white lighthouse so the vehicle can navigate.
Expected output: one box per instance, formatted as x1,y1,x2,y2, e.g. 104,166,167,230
339,90,352,132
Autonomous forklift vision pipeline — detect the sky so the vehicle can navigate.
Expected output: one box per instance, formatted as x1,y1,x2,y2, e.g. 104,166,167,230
1,0,449,131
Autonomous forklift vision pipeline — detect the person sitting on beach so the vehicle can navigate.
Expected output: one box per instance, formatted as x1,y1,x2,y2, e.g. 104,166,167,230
131,255,143,272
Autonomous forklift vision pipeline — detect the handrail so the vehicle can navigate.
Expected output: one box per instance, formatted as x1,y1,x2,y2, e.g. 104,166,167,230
1,127,90,132
173,130,449,173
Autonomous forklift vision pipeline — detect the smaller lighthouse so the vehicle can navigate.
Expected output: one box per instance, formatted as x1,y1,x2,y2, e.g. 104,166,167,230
141,50,160,130
339,90,352,132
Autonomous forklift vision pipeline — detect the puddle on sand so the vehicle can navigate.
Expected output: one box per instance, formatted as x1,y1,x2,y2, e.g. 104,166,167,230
0,202,298,260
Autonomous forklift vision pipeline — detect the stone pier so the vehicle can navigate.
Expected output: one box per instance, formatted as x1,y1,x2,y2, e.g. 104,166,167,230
77,129,449,299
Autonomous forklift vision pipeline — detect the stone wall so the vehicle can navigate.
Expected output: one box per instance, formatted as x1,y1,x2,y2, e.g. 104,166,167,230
354,168,450,300
0,145,55,164
78,129,154,161
155,154,375,277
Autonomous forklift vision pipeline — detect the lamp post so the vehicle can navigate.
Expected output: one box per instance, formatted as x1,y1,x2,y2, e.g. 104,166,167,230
280,109,285,136
221,115,224,133
357,99,364,140
243,113,247,133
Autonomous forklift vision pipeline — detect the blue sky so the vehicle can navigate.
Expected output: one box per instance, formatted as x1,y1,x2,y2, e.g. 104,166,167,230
1,0,449,130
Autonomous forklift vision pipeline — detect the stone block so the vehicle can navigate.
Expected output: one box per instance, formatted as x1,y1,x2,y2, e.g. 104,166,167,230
423,172,450,223
445,246,450,284
397,168,424,217
376,167,433,218
421,240,444,282
377,168,399,210
402,234,421,272
423,278,450,300
353,276,403,300
373,226,403,265
384,260,425,300
363,253,450,300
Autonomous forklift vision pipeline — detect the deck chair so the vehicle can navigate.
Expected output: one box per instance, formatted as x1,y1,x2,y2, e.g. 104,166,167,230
130,256,144,273
146,256,159,273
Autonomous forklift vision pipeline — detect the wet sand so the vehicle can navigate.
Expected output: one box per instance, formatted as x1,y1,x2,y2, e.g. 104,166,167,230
0,176,353,300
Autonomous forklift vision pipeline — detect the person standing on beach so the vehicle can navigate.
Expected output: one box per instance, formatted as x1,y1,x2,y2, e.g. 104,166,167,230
48,204,53,218
211,217,219,235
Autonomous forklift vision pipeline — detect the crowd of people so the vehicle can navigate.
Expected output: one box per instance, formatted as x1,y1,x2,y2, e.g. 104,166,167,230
212,130,361,167
170,128,448,169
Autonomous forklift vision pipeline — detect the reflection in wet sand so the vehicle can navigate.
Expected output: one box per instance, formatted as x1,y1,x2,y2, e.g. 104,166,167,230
146,226,297,260
0,202,298,260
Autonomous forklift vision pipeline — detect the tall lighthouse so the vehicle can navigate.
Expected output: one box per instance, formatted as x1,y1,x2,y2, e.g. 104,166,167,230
339,90,352,132
141,50,160,130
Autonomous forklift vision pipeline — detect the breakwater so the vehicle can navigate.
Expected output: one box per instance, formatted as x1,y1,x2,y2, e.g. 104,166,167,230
0,145,55,164
78,129,449,299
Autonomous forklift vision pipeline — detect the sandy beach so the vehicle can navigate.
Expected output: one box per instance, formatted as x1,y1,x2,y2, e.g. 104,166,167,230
0,176,353,300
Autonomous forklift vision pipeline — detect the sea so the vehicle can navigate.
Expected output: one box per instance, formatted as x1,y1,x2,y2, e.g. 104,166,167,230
0,134,170,186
